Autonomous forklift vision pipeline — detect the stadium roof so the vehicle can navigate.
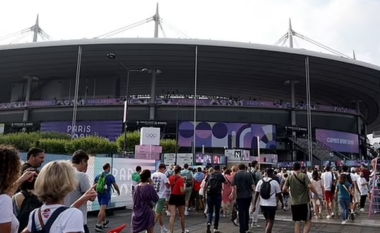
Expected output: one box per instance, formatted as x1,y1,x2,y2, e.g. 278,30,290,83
0,38,379,131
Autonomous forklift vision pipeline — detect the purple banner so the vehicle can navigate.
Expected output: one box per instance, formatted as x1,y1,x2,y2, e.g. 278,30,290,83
40,121,122,141
178,121,276,149
315,129,359,153
0,98,357,115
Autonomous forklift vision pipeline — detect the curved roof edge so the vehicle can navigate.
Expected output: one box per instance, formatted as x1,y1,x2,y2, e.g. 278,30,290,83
1,38,380,71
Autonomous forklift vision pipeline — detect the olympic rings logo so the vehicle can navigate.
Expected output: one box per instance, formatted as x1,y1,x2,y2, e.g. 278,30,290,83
145,133,157,139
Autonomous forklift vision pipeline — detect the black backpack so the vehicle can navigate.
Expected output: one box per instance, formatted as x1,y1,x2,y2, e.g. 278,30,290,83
260,179,275,200
31,207,68,233
17,190,43,233
206,174,222,196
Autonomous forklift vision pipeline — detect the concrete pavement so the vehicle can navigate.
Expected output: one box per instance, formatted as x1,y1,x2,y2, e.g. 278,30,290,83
87,208,380,233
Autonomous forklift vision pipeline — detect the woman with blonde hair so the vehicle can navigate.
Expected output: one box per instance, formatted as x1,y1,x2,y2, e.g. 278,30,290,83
22,160,96,233
0,146,36,233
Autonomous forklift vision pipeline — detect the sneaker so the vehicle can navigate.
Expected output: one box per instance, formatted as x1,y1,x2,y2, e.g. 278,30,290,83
331,212,335,218
166,210,171,216
326,215,331,219
231,218,239,226
350,213,355,220
207,223,211,233
360,208,365,212
251,222,260,228
341,220,347,225
161,227,170,233
95,224,103,232
102,220,109,228
213,228,220,233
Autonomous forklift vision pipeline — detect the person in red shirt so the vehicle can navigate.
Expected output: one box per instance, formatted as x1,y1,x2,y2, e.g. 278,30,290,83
361,164,370,182
168,166,188,233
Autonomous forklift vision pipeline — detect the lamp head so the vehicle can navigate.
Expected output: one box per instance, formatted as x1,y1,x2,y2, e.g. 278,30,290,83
107,53,116,59
141,68,149,73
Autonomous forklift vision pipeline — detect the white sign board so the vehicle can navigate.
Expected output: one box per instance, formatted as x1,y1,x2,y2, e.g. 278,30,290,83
140,127,160,146
163,153,176,165
177,153,193,166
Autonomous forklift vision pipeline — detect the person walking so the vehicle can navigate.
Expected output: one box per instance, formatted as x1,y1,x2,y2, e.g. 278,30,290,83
132,169,159,233
283,163,319,233
310,170,324,219
334,174,353,224
94,163,120,232
249,161,262,228
152,164,170,233
204,165,226,233
232,164,255,233
252,168,283,233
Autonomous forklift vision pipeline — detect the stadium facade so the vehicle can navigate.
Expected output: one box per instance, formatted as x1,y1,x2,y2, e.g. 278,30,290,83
0,38,379,164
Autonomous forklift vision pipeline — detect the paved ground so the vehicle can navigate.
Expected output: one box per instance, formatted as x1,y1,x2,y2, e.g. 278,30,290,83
87,208,380,233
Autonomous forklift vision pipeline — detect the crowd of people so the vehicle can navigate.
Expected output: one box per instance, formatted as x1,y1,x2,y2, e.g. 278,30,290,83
0,144,378,233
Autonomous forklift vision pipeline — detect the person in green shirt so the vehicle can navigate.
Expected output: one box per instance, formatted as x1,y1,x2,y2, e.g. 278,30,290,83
283,162,319,233
132,166,142,195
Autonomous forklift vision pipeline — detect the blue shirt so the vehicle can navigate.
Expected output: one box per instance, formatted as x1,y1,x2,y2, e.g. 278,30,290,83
337,182,351,200
94,172,116,197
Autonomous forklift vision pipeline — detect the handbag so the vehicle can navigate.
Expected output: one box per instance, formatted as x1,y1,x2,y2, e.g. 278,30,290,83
330,172,336,193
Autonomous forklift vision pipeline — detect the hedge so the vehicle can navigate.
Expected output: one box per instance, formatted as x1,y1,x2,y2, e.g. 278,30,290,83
0,131,176,155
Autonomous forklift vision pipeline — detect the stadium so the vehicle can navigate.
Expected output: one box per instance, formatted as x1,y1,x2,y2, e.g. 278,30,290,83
1,14,379,166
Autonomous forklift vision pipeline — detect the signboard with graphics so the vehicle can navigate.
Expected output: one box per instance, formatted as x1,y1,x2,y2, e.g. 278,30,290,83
40,121,122,141
315,129,359,153
179,122,276,149
140,127,160,146
177,153,193,166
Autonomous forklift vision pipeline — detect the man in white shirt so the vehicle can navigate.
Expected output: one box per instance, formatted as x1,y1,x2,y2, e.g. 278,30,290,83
252,168,283,233
64,150,92,233
321,166,335,219
152,163,170,233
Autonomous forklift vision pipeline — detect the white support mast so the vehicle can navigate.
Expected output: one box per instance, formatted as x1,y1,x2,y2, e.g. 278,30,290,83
288,18,293,48
33,15,39,42
153,3,160,38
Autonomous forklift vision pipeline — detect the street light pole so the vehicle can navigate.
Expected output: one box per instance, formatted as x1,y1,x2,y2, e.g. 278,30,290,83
107,53,147,155
123,70,130,154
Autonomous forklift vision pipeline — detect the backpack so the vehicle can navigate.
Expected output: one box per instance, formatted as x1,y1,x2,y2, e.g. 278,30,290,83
259,179,275,200
30,207,68,233
96,173,111,194
16,190,43,233
206,174,222,196
184,171,193,188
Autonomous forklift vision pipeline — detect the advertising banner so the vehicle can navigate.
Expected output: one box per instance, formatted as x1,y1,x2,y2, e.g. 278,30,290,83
40,121,122,141
140,127,160,146
315,129,359,153
179,122,276,149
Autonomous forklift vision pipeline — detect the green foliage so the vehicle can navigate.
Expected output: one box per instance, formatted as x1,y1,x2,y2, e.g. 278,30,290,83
160,139,177,153
0,132,40,151
36,139,68,155
39,132,71,140
0,132,117,155
116,131,140,153
65,136,118,154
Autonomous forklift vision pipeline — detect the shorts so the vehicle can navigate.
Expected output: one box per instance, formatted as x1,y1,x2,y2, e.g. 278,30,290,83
355,192,360,203
324,191,333,202
155,198,166,214
169,194,186,207
261,206,277,221
185,189,192,201
98,195,111,206
291,204,312,222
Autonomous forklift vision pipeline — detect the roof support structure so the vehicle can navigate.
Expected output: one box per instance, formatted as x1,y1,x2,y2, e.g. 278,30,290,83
275,18,352,59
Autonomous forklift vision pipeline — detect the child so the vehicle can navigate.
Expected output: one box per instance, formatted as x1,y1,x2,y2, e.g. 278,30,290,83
358,171,369,211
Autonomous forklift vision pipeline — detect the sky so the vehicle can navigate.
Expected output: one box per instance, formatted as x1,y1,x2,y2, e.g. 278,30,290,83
1,0,380,65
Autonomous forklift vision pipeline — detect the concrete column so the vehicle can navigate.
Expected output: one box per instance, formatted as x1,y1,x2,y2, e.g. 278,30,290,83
22,76,33,122
290,80,297,161
149,70,156,120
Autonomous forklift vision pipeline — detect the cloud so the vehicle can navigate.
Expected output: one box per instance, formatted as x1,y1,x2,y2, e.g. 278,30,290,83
0,0,379,65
